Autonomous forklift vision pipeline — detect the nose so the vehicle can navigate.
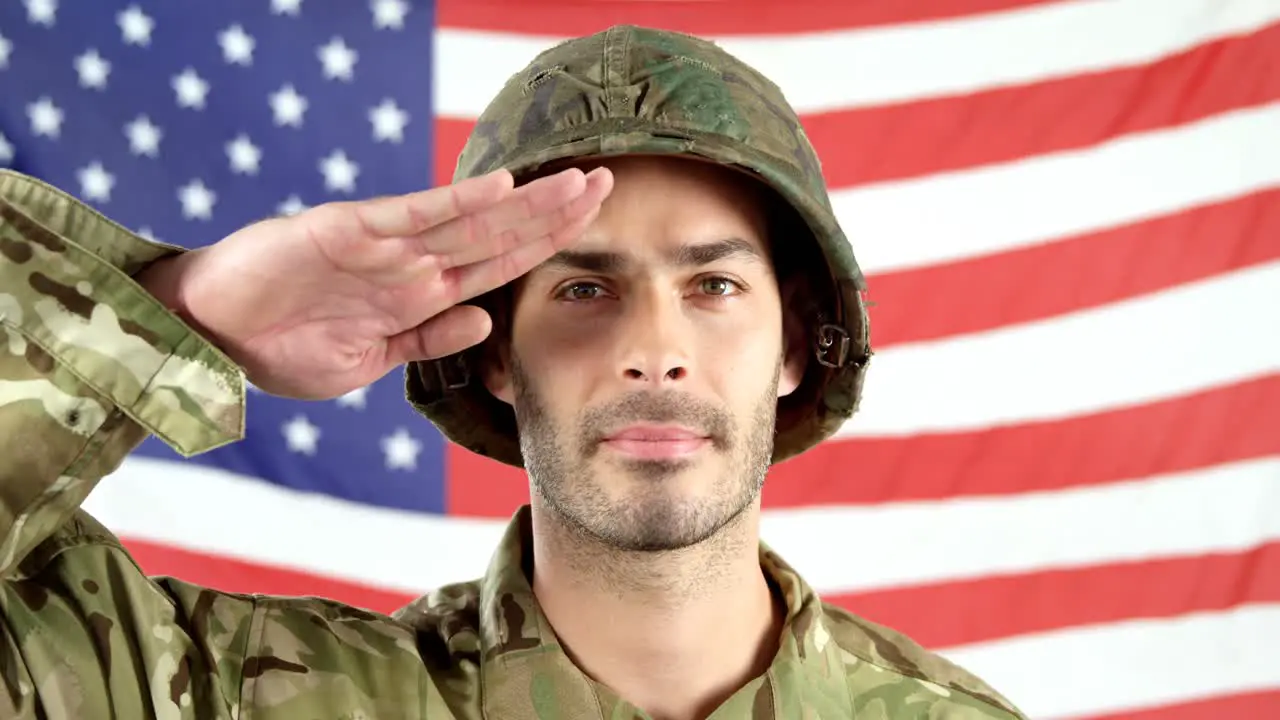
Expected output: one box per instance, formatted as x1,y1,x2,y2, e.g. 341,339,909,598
616,291,692,386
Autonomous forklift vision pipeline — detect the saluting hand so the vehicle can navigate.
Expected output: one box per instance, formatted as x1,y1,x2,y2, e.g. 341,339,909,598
138,167,614,400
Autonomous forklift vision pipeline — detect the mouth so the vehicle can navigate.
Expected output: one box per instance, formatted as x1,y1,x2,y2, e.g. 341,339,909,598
600,424,712,460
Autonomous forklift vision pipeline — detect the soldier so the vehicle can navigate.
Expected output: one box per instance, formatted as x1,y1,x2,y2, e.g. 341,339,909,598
0,25,1026,720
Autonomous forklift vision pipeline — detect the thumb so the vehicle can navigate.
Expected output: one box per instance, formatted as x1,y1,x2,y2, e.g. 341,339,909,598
383,304,493,368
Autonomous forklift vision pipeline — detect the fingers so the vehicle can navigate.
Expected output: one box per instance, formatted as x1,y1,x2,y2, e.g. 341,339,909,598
367,165,610,366
446,167,613,270
383,304,493,366
351,168,515,238
440,171,611,305
413,167,597,263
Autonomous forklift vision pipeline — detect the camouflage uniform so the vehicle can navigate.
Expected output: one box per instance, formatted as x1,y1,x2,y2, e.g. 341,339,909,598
0,26,1027,720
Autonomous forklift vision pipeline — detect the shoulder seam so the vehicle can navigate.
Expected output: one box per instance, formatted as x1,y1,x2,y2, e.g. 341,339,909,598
12,527,124,581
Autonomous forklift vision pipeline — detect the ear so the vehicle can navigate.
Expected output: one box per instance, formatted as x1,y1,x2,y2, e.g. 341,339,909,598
475,285,519,406
777,326,807,398
776,284,808,398
481,347,516,406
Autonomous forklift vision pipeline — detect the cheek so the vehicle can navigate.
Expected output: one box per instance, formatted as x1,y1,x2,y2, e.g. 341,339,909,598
509,316,601,409
515,315,609,369
696,310,784,387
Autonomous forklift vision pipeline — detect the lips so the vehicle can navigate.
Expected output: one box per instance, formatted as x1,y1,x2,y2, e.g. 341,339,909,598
606,425,706,442
601,424,711,460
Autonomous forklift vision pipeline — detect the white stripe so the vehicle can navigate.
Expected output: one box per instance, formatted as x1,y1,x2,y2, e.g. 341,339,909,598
840,261,1280,437
433,0,1280,116
95,458,504,594
840,102,1280,275
942,604,1280,719
88,455,1280,597
765,456,1280,594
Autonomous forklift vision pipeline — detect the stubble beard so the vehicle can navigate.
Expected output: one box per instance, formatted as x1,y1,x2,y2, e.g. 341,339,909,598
512,357,779,554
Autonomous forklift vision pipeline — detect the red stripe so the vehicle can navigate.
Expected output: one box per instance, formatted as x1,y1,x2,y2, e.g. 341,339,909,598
804,23,1280,188
829,541,1280,649
435,0,1057,36
866,189,1280,348
446,375,1280,515
766,375,1280,507
431,23,1280,190
120,538,1280,654
1076,689,1280,720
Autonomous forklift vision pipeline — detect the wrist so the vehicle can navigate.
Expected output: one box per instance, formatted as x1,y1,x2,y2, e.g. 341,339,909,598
135,250,214,338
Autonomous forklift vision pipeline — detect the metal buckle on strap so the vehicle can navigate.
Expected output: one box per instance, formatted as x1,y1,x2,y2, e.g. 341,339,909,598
433,356,471,390
814,323,852,369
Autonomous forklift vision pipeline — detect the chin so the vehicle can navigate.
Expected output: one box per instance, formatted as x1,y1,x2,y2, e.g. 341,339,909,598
615,494,749,552
596,477,742,551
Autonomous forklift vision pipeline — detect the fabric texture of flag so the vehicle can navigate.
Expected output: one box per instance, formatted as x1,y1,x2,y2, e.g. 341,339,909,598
1,1,1277,717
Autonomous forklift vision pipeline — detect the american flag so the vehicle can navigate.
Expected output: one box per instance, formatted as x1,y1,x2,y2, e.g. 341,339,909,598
2,1,1278,717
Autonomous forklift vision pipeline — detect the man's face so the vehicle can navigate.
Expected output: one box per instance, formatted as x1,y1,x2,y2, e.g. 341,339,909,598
486,155,805,552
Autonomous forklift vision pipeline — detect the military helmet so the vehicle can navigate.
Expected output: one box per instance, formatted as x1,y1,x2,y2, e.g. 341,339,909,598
405,25,871,467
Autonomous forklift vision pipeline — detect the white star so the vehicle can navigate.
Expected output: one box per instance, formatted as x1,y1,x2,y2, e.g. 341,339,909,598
76,162,115,202
26,97,63,138
136,226,158,242
178,179,216,220
282,414,320,455
317,37,357,81
371,0,409,30
369,99,408,143
125,115,161,157
271,0,303,16
269,84,307,127
0,133,13,166
276,195,308,216
0,33,12,69
381,428,422,470
245,379,263,393
335,386,368,409
172,68,209,109
319,150,359,194
117,5,153,46
25,0,57,26
218,25,254,65
226,134,262,175
74,49,110,90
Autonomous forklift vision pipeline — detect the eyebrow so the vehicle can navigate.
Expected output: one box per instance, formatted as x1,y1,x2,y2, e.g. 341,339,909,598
541,238,766,274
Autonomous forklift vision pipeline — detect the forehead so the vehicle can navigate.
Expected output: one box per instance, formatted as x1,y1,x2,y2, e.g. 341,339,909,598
535,154,773,259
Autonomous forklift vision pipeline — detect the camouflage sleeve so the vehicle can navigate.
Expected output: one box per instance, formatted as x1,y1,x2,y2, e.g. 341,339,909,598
0,170,253,717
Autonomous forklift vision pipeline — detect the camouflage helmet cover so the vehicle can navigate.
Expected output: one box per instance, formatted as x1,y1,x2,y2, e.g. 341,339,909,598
405,25,872,467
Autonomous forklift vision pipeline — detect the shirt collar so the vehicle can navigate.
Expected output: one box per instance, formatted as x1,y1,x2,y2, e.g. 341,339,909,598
476,506,854,718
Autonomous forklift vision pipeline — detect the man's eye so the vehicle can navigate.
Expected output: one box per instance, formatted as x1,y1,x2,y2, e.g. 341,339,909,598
699,276,740,296
558,282,605,301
